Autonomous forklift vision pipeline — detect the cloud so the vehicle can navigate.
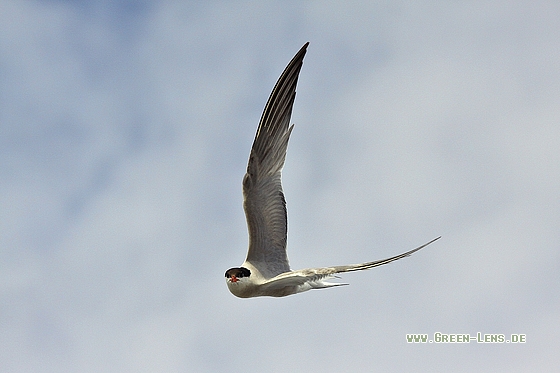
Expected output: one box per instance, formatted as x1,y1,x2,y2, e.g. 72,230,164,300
1,1,559,371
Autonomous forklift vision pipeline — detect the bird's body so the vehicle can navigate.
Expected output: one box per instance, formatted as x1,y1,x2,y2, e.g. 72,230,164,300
225,43,440,298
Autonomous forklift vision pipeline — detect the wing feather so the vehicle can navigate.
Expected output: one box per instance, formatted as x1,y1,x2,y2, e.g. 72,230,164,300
264,237,442,286
243,43,309,279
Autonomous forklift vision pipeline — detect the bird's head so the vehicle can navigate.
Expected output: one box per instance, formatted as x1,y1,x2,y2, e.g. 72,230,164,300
225,267,251,284
225,267,253,297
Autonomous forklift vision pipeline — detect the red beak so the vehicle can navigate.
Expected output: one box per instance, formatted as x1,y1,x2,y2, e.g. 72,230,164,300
230,275,238,283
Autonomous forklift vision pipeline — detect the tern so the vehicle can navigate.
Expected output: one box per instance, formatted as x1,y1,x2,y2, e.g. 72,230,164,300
225,42,440,298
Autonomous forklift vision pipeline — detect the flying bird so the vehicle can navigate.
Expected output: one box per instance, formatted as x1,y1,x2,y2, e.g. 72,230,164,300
225,42,440,298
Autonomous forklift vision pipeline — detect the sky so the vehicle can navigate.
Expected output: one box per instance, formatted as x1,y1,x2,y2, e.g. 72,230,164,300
1,1,559,371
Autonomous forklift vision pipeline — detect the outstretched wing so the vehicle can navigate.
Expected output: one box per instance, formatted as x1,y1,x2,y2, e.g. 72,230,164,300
264,237,442,287
242,43,309,279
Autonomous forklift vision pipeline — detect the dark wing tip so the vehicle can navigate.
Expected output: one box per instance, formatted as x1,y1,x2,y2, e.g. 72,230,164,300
257,42,308,127
248,43,309,175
